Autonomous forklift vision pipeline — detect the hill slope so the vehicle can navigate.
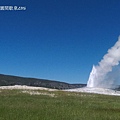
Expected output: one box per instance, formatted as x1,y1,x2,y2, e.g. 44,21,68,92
0,74,86,89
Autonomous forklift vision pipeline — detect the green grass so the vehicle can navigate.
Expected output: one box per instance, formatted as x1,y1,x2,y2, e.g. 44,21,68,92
0,89,120,120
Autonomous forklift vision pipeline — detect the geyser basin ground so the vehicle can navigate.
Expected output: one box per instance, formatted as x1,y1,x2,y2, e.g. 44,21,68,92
65,87,120,96
0,85,120,96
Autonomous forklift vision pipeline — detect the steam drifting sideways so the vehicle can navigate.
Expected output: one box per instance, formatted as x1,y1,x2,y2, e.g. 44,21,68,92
87,36,120,89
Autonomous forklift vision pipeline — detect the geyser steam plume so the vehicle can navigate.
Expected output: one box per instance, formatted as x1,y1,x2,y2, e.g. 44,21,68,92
87,36,120,89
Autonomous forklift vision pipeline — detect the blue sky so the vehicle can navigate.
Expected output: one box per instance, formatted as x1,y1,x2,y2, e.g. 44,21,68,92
0,0,120,84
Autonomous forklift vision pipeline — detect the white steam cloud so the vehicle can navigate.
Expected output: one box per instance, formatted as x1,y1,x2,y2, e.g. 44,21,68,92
87,36,120,89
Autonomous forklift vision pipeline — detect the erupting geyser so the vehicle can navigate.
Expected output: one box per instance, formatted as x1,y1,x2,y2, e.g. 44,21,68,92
87,36,120,89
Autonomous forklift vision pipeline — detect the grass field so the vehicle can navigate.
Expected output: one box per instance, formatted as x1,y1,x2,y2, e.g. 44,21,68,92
0,89,120,120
